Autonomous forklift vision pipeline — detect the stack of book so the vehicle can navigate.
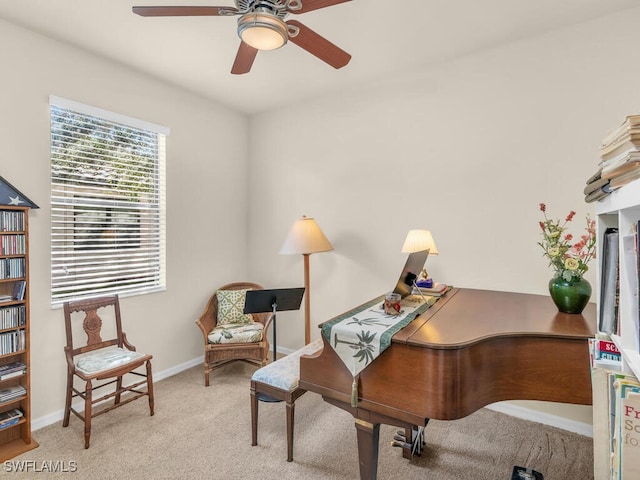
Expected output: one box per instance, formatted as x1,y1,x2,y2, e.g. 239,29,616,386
590,340,640,480
585,115,640,203
0,361,26,381
0,408,23,431
411,283,450,297
0,384,26,403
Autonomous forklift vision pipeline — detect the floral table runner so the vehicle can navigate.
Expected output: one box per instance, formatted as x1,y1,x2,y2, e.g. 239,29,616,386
321,294,438,406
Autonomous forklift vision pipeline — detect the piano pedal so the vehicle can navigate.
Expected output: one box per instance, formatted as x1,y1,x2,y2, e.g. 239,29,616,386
391,440,412,450
391,426,426,459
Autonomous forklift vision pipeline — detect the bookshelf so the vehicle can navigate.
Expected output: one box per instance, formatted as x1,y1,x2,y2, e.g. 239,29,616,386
594,177,640,378
0,205,37,460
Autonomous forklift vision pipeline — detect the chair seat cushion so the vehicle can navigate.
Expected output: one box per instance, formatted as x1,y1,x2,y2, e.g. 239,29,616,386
75,347,146,375
252,338,323,391
208,322,264,345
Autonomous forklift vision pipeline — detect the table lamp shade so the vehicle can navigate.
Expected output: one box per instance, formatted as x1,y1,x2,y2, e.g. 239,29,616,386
279,216,333,255
401,229,438,255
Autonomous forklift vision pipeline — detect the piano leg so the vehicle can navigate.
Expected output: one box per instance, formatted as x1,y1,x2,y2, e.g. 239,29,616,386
355,419,380,480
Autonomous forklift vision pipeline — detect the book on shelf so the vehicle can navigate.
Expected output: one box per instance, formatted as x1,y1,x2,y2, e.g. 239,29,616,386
0,361,26,381
612,376,640,479
589,348,637,480
0,294,12,303
621,391,640,479
601,156,640,179
610,168,640,190
595,338,621,362
637,220,640,355
601,114,640,146
12,280,25,301
600,228,620,335
0,370,25,381
583,177,610,196
590,355,611,480
585,184,613,204
585,167,602,186
0,384,26,403
622,232,640,353
0,408,22,425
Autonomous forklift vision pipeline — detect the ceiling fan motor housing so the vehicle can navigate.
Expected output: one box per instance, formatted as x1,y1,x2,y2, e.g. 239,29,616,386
236,0,289,18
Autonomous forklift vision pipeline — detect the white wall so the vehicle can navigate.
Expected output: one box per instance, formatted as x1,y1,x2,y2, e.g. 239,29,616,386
0,19,249,423
247,7,640,427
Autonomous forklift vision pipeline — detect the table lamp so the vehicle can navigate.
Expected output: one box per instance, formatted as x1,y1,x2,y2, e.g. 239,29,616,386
401,229,438,286
279,215,333,344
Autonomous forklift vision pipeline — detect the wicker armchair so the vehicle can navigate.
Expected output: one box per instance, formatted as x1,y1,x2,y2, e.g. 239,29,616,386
196,282,274,386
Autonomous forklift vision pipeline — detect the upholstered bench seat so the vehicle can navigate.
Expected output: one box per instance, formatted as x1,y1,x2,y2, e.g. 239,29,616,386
251,338,323,461
251,338,322,391
75,347,147,375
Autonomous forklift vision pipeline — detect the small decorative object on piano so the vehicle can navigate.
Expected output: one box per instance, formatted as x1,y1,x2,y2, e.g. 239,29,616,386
416,277,433,289
383,293,401,315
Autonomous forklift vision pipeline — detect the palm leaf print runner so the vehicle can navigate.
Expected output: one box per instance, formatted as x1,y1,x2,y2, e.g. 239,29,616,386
321,294,438,406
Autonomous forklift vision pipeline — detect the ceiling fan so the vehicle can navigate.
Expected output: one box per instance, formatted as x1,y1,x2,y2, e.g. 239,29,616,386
132,0,352,74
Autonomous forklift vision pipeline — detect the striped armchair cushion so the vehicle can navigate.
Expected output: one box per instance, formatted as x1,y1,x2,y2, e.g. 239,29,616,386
208,322,264,344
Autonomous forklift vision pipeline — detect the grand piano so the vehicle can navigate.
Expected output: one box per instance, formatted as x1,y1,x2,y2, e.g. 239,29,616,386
299,288,596,480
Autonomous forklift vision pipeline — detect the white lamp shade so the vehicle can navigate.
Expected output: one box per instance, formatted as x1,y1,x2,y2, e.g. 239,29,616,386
401,229,439,255
279,216,333,255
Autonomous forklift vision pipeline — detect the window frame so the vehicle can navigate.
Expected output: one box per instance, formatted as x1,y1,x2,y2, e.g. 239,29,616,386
49,96,169,307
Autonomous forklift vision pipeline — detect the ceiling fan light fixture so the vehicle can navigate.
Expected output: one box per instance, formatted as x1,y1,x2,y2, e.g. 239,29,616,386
238,13,288,50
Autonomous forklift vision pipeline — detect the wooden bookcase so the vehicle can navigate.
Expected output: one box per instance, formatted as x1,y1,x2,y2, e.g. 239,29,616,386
594,177,640,378
0,205,37,460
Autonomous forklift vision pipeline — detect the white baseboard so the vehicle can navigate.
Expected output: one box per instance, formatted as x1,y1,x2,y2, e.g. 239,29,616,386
486,402,593,437
31,356,203,432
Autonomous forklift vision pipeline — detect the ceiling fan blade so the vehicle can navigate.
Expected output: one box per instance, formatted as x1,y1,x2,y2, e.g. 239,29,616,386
132,6,238,17
231,42,259,75
288,0,352,14
286,20,351,69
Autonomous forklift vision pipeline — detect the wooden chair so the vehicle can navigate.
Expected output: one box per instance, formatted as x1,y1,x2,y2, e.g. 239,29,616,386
62,295,154,448
195,282,274,386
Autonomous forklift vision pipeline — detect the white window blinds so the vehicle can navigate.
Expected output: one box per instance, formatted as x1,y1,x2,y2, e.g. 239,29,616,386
50,96,168,305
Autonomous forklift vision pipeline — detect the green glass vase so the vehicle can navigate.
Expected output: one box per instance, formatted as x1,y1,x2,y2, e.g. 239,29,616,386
548,276,592,314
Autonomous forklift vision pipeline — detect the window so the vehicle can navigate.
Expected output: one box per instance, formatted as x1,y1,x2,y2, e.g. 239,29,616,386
50,96,169,305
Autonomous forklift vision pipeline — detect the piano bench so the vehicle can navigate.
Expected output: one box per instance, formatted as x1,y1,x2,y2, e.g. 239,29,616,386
250,338,323,462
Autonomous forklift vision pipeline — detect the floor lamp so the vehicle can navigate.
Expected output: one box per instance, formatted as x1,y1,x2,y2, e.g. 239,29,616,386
279,215,333,345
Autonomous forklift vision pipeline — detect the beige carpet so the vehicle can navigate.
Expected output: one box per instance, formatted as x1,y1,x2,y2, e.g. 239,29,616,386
9,362,594,479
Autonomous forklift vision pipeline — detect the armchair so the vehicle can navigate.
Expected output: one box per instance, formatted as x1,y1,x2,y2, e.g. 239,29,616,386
196,282,274,386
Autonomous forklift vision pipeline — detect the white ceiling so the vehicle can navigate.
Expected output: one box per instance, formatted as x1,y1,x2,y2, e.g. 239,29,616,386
1,0,638,115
